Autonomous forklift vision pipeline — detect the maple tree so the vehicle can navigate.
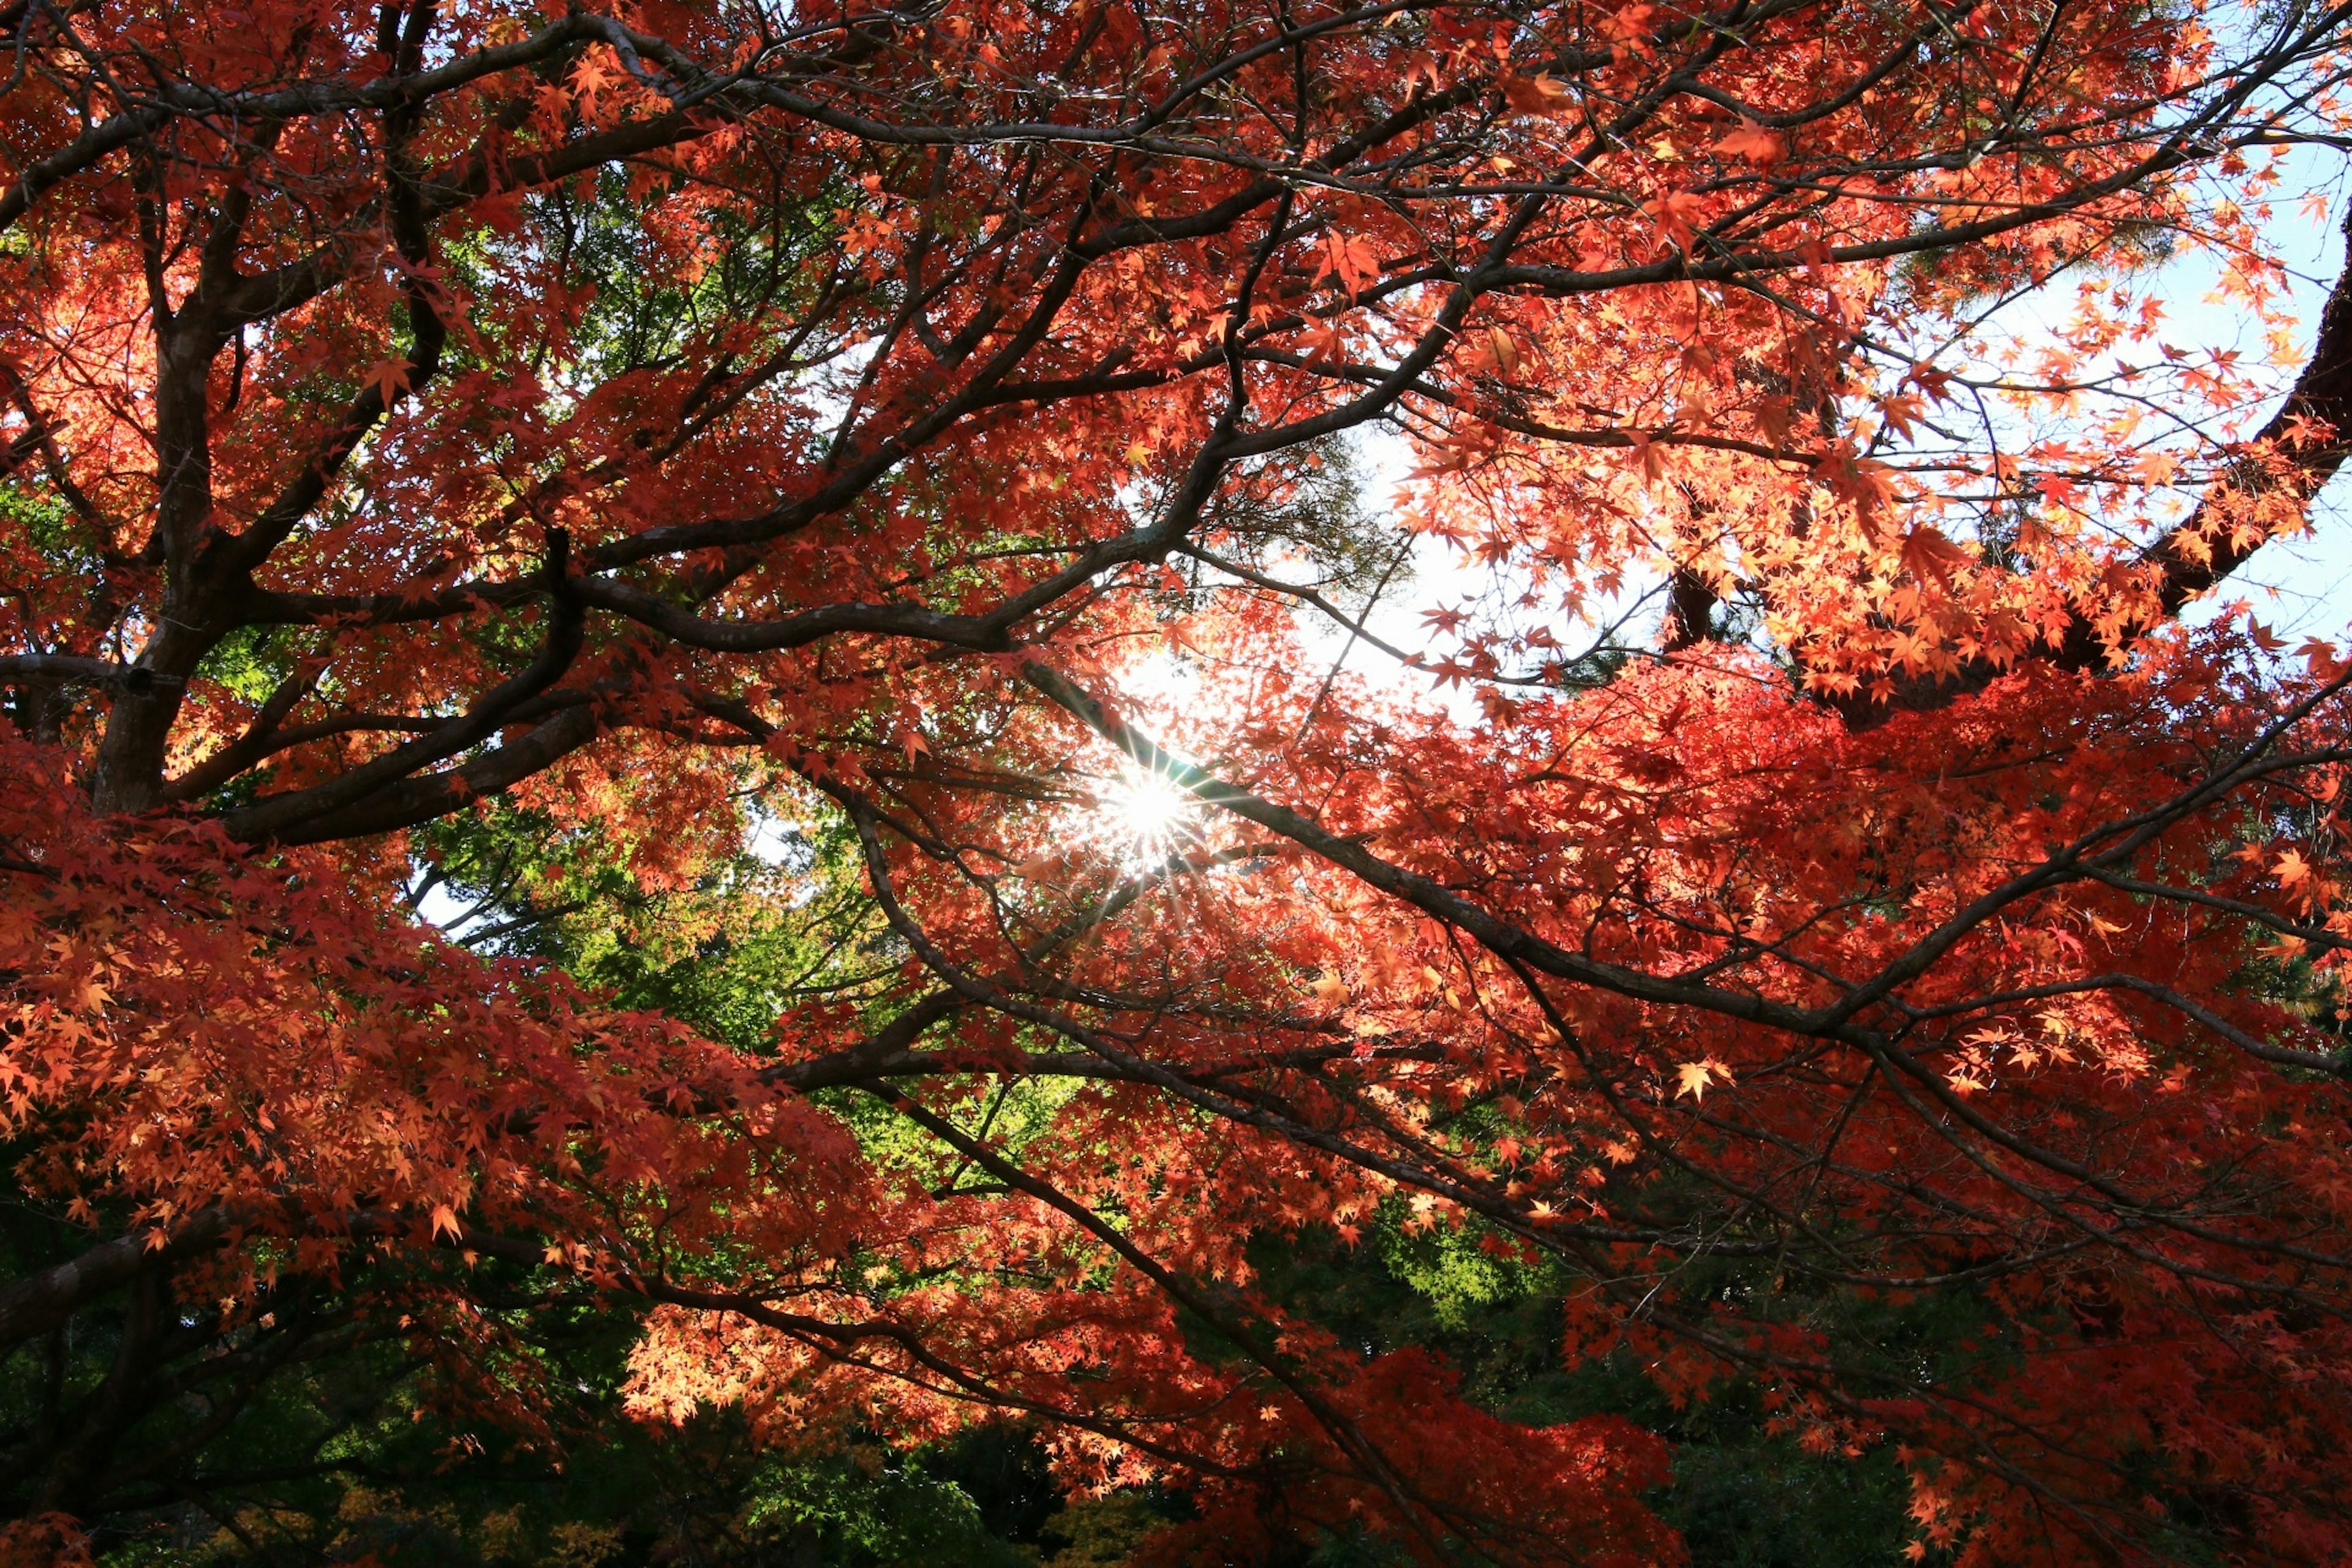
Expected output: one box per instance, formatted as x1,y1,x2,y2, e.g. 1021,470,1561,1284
5,0,2352,1561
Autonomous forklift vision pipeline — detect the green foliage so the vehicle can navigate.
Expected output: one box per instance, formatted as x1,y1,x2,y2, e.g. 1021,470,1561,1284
190,625,303,708
727,1445,1038,1568
410,796,891,1056
0,481,86,569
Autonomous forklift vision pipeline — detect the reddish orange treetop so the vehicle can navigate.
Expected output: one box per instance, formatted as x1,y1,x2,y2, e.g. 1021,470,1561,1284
4,1,2352,1561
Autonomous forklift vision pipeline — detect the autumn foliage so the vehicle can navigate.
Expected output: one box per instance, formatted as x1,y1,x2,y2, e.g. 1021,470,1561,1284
4,0,2352,1561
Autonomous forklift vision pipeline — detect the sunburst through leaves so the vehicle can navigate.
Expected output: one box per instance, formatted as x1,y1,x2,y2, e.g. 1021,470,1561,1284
1085,762,1206,875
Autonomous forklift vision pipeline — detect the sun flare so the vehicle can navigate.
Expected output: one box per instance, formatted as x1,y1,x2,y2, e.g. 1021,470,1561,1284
1091,765,1202,872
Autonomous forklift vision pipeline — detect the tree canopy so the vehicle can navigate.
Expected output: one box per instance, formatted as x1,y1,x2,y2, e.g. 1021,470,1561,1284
5,0,2352,1562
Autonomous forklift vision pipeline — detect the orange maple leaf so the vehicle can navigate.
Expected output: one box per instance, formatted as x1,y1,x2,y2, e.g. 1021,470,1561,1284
1713,118,1785,167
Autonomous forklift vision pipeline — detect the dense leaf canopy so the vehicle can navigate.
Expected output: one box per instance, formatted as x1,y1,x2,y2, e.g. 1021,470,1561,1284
4,0,2352,1562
